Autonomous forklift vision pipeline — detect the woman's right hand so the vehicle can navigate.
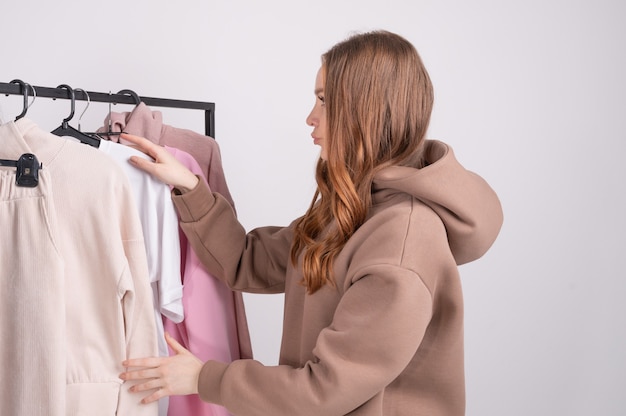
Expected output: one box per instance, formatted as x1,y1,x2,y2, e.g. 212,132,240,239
120,332,203,404
121,133,199,191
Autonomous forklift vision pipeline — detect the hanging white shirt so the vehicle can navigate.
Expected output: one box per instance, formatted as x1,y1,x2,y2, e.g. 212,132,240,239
98,139,184,345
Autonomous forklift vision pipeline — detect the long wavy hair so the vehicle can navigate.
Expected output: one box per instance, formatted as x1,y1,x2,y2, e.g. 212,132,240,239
291,30,434,293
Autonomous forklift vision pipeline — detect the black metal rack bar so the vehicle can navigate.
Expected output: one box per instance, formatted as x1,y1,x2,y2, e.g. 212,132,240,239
0,81,215,138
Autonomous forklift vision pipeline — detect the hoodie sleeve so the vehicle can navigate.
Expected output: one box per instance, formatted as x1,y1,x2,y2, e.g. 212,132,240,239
172,179,291,293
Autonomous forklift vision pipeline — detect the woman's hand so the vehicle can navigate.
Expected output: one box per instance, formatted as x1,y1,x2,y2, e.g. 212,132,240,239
121,133,199,191
120,332,204,404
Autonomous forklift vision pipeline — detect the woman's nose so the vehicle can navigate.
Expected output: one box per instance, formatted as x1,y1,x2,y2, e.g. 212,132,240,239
306,109,317,126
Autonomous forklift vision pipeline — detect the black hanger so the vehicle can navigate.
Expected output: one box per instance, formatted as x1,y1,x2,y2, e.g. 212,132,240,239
50,84,100,148
0,153,42,187
117,89,142,106
82,89,139,138
10,79,35,121
1,80,41,187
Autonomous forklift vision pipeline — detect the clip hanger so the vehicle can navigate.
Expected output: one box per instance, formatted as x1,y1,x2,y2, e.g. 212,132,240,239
0,153,43,187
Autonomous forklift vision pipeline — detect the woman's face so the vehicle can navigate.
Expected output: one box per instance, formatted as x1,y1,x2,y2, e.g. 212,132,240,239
306,66,327,160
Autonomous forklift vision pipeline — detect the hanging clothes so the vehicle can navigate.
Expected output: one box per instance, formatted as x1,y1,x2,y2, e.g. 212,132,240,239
96,105,252,416
0,119,158,416
97,105,252,361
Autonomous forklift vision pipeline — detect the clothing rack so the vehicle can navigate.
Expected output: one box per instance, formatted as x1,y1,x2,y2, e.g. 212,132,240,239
0,81,215,138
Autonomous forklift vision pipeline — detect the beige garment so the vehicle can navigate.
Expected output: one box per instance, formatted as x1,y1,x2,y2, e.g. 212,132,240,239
0,169,65,416
0,119,158,416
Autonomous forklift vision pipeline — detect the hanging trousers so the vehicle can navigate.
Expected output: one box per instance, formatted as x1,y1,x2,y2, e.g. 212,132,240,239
0,169,65,416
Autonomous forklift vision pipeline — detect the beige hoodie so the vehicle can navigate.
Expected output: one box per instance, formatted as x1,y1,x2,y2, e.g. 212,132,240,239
1,119,158,416
172,140,503,416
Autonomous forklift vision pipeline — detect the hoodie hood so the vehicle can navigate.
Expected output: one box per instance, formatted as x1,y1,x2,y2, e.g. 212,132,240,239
372,140,503,265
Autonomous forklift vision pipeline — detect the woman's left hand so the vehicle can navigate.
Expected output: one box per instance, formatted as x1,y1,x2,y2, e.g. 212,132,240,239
121,133,200,191
120,332,203,404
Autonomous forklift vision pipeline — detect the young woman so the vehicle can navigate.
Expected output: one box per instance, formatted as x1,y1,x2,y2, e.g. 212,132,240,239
119,30,503,416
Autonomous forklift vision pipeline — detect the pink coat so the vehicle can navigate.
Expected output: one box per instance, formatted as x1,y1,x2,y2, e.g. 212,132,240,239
164,147,251,416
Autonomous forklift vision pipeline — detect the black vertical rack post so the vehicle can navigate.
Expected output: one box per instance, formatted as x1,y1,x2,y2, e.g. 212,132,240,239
0,82,215,138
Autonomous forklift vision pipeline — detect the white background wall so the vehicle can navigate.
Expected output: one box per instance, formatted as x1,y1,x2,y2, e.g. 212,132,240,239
2,1,625,414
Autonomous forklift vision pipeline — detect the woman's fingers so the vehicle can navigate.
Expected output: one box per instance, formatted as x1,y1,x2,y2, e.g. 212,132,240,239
120,133,198,189
128,154,159,176
128,378,160,392
165,332,188,355
120,133,158,155
118,364,167,404
120,366,159,381
122,356,165,369
120,345,202,400
121,133,167,164
138,390,166,404
129,379,167,404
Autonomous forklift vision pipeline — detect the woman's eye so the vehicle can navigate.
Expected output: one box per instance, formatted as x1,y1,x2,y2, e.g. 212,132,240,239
317,95,325,104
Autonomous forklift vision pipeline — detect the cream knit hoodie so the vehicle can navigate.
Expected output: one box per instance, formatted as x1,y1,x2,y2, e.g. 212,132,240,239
0,119,158,416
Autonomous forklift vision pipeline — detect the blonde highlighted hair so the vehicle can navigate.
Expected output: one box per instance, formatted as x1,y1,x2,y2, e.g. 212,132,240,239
291,30,434,293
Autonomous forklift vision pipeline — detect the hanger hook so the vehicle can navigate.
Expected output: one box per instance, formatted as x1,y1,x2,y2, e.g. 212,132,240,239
26,83,36,110
117,89,141,106
74,88,90,131
10,79,34,120
56,84,76,124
